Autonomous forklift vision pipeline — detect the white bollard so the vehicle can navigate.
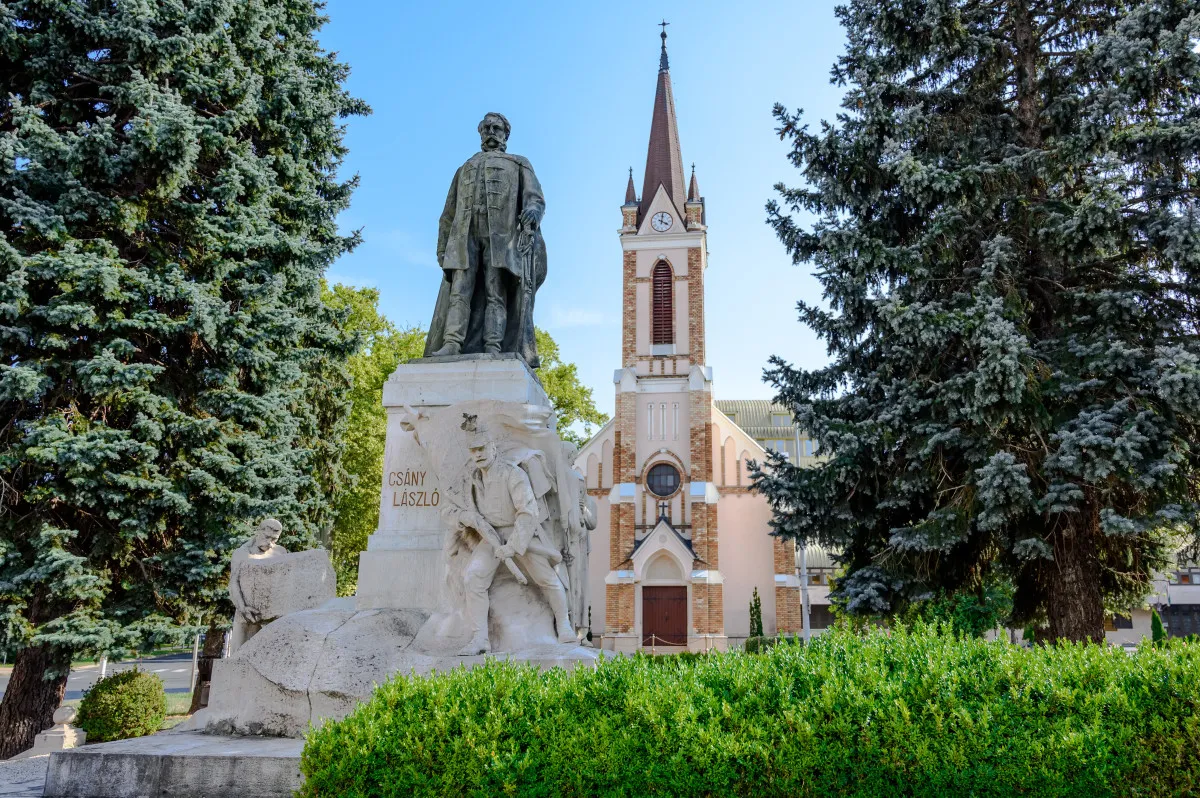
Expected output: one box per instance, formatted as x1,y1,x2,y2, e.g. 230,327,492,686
12,705,87,759
189,633,200,694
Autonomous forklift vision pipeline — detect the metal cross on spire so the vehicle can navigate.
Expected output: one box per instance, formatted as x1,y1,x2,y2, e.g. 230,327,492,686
658,19,670,71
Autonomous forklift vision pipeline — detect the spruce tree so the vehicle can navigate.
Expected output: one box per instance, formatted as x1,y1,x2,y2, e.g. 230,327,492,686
0,0,365,754
754,1,1200,643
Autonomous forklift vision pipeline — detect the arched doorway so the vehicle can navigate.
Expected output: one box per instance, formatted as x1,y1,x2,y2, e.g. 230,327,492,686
641,553,687,646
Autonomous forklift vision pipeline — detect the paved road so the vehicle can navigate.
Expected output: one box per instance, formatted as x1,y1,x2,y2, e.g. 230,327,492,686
0,653,196,701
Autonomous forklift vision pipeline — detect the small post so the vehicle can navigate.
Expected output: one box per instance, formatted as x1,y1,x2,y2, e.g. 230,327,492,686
792,421,813,643
799,544,812,643
188,633,200,694
98,655,107,680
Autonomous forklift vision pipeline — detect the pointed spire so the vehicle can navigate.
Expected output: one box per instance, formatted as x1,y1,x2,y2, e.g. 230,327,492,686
625,167,637,205
687,163,700,202
640,23,686,222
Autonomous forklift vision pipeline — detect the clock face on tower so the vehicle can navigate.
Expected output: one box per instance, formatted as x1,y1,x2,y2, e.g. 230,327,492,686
651,211,673,232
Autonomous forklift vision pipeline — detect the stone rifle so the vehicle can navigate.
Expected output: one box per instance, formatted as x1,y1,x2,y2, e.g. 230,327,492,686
463,510,528,586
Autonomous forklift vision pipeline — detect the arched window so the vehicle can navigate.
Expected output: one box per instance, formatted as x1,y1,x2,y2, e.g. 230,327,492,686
651,261,673,345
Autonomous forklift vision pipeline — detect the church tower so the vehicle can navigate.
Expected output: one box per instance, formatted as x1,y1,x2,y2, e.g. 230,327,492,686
578,27,814,652
602,25,724,651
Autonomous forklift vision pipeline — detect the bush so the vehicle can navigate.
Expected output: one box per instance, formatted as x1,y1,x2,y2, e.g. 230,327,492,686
75,669,167,742
643,650,706,667
743,634,775,654
299,626,1200,797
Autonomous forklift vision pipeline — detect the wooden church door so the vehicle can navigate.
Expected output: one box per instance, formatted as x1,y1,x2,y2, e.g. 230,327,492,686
642,586,687,646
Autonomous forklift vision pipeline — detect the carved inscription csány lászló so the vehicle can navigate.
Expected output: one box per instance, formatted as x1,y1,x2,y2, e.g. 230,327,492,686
388,469,440,507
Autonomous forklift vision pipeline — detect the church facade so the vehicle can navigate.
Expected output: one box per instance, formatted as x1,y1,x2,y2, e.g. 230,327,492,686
574,31,826,651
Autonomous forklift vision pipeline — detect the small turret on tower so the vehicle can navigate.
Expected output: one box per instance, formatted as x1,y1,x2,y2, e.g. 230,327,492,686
621,167,638,232
685,163,705,230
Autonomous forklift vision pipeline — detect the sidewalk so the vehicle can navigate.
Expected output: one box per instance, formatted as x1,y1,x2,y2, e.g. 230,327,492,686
0,756,47,798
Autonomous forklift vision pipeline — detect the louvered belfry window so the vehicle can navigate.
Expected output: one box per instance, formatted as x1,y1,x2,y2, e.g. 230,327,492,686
651,262,674,345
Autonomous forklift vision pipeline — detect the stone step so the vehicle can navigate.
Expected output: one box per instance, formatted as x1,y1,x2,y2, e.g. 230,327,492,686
43,732,303,798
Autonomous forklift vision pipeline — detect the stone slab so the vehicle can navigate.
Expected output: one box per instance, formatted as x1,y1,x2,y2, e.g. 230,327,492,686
381,354,548,408
355,548,443,610
236,548,336,621
43,732,303,798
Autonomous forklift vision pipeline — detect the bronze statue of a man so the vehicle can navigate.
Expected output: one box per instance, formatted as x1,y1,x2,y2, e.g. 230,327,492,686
425,112,547,366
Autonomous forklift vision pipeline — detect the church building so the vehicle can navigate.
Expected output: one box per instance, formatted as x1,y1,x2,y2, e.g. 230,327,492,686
574,30,827,651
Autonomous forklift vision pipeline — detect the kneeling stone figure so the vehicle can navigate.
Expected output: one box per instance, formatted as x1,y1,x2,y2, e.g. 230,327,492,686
228,518,288,654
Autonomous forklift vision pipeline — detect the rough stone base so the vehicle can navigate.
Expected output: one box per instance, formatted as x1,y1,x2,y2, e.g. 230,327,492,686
43,733,303,798
179,602,599,738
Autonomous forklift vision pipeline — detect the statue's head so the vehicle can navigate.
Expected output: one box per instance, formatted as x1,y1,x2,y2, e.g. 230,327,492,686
478,112,510,152
469,438,497,470
462,412,497,470
253,518,283,552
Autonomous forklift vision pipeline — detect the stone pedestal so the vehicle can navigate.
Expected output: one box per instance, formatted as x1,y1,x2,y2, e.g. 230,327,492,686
355,354,551,611
43,732,304,798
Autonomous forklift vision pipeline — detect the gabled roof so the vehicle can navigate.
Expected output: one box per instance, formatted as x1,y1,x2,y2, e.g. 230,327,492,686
639,31,687,224
632,515,695,559
631,516,697,580
714,399,799,440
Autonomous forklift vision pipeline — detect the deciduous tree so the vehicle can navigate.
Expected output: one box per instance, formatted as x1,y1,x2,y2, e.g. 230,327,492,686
534,328,609,448
322,283,423,591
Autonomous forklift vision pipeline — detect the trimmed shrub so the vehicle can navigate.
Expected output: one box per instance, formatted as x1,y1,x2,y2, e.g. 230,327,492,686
300,626,1200,797
76,669,167,742
749,587,764,638
1153,607,1167,644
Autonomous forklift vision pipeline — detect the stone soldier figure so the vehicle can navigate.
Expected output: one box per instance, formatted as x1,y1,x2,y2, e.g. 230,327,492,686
559,442,597,636
228,518,288,654
448,416,576,655
425,112,547,366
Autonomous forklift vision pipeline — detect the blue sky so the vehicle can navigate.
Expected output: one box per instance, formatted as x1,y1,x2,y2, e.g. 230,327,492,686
318,1,848,416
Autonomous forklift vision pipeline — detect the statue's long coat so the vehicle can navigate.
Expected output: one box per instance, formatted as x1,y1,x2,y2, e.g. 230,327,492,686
425,151,547,366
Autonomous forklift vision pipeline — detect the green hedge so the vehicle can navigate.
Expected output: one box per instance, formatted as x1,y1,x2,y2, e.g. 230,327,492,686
299,626,1199,797
75,668,167,742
